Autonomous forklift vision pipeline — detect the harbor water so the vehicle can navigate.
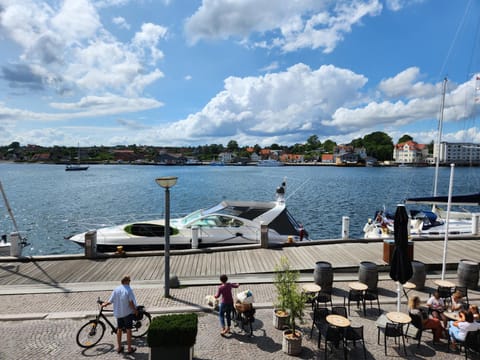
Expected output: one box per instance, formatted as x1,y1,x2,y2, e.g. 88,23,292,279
1,162,480,256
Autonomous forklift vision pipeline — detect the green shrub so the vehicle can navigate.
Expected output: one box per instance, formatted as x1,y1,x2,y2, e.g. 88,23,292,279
147,313,198,348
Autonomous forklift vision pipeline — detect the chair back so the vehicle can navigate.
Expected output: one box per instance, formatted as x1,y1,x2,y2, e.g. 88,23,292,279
331,306,348,318
385,322,403,337
464,329,480,351
344,325,363,341
408,311,423,330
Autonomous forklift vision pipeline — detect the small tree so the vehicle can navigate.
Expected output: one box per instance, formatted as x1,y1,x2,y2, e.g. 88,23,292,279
274,256,305,337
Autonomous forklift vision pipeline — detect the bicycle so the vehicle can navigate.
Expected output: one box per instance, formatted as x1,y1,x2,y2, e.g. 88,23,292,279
76,298,152,348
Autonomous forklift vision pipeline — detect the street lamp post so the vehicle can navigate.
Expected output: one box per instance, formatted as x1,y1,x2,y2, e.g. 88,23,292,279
156,176,178,298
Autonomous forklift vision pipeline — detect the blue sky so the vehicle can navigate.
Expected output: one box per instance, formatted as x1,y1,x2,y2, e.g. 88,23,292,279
0,0,479,147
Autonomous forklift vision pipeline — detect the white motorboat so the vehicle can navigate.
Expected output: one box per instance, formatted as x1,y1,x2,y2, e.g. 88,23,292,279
257,159,284,167
67,180,308,252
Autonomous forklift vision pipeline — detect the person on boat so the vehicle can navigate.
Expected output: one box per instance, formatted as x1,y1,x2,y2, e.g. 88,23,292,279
214,274,239,335
101,275,138,354
408,296,444,343
448,310,479,351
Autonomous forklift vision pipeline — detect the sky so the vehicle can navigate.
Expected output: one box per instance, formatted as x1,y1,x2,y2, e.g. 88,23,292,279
1,0,480,148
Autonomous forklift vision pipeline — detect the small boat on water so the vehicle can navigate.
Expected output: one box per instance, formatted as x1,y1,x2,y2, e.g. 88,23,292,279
257,159,284,167
65,144,89,171
67,180,308,252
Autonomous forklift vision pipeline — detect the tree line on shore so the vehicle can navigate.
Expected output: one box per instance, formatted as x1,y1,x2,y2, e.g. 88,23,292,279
1,132,431,164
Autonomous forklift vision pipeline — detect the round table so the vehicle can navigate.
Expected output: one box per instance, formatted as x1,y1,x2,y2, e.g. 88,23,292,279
326,314,351,328
302,283,321,293
348,282,368,291
402,281,416,301
434,279,455,288
386,311,411,324
443,311,459,321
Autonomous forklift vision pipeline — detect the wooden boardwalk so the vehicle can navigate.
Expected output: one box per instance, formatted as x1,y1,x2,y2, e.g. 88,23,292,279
0,238,478,287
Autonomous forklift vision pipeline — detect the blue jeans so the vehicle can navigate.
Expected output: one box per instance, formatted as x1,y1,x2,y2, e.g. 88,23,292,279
219,303,233,328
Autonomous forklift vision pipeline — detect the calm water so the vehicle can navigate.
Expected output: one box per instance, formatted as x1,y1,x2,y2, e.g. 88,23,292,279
1,163,480,256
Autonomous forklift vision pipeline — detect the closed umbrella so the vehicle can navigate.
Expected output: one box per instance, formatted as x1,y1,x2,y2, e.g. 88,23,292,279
389,204,413,311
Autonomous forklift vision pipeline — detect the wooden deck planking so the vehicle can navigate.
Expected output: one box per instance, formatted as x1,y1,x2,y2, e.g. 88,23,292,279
1,239,479,287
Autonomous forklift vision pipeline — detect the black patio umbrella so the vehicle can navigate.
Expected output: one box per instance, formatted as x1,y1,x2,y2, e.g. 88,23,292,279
389,204,413,310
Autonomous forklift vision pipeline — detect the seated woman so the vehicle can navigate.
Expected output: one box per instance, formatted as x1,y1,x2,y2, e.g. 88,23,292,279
448,310,479,351
450,291,466,311
468,304,480,322
408,296,444,343
426,291,447,326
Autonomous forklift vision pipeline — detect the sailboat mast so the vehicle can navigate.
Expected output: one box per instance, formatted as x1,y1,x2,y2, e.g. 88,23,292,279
0,180,20,234
433,77,448,199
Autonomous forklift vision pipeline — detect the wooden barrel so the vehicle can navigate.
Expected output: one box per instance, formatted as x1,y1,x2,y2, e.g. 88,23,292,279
358,261,378,290
409,260,426,290
457,259,479,290
313,261,333,292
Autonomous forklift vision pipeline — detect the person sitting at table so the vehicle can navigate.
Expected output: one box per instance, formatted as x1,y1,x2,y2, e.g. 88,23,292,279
450,291,465,311
448,310,479,351
408,296,444,343
468,304,479,322
426,291,447,326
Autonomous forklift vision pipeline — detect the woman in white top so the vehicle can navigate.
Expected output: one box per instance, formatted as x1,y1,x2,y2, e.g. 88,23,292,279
448,310,479,351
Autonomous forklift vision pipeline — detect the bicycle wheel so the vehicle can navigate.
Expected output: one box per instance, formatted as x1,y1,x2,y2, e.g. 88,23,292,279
76,320,106,348
132,311,152,338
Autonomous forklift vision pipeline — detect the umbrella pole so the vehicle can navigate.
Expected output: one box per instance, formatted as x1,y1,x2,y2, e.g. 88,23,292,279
397,282,401,312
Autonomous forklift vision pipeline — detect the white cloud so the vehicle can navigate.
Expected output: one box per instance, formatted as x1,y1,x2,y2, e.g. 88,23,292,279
112,16,130,30
185,0,382,53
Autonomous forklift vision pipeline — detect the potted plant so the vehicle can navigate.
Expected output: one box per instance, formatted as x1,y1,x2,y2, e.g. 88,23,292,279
147,313,198,360
273,256,306,355
282,278,306,356
273,256,293,330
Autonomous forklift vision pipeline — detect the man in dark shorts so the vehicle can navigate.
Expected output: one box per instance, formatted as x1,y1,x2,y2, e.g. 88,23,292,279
102,275,138,354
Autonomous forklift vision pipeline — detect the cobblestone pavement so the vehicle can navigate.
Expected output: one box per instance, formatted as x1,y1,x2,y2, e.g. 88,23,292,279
1,275,478,359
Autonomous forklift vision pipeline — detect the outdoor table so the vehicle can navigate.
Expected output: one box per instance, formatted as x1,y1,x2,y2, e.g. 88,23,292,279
326,314,351,328
444,311,459,321
402,281,416,301
348,282,368,291
302,283,321,304
386,311,411,324
434,279,455,288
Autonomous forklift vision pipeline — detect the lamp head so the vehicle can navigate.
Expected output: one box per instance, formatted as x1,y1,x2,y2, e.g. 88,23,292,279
155,176,178,189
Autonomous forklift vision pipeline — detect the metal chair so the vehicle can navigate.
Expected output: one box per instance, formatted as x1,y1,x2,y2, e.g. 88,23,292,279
312,290,333,311
437,286,453,306
323,324,345,359
363,288,381,315
344,289,365,316
343,325,367,359
310,307,330,347
331,306,348,318
379,322,406,356
406,311,425,347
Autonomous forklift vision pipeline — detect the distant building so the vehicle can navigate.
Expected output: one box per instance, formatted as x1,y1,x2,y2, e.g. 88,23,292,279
434,141,480,165
393,141,428,164
321,154,334,163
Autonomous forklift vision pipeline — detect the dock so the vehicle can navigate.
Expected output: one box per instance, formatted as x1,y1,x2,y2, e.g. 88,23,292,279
0,237,478,287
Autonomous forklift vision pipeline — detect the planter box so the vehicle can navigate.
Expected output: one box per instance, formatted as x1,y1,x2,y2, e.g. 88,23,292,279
150,346,193,360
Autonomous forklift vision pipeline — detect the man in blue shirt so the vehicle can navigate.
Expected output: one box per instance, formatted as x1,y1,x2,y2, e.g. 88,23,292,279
102,275,138,354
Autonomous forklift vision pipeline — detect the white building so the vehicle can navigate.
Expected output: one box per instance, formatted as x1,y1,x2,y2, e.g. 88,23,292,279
393,141,428,164
434,141,480,165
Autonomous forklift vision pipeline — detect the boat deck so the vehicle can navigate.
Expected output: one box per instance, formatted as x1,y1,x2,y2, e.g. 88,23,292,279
0,238,479,287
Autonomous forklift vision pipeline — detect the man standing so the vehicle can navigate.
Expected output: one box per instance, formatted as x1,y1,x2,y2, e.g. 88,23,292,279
102,275,138,354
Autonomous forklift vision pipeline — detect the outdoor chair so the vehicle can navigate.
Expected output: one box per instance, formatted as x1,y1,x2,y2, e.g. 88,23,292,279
363,288,381,315
448,329,480,359
310,307,330,346
312,290,333,311
331,306,348,318
379,322,406,356
437,286,453,306
323,324,346,359
344,289,365,316
406,311,429,347
343,325,367,359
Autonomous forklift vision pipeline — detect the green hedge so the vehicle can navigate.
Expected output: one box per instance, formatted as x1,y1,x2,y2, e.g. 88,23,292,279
147,313,198,348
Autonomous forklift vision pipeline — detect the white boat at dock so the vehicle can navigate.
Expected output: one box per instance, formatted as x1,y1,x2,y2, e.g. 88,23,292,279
257,159,284,167
67,180,308,252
